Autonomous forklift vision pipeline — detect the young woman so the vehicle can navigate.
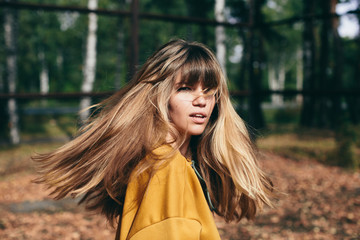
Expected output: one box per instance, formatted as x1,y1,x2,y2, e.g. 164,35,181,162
34,39,273,240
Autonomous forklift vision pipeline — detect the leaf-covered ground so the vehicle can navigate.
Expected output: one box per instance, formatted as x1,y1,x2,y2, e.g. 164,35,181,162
0,148,359,239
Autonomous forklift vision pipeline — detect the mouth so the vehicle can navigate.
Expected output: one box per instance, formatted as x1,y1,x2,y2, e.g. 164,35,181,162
190,113,206,119
189,113,207,124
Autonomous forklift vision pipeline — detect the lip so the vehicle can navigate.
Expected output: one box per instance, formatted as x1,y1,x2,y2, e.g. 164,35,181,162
189,112,207,124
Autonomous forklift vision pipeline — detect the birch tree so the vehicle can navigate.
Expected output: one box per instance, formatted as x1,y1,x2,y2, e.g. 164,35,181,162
0,58,6,138
80,0,98,122
4,5,20,144
296,48,303,104
38,49,49,106
215,0,227,76
262,0,303,108
268,61,285,106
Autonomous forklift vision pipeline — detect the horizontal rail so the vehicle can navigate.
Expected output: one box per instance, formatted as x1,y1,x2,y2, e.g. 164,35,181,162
232,90,360,97
1,1,358,28
1,89,360,100
0,1,249,28
247,89,360,97
0,91,114,100
264,10,360,27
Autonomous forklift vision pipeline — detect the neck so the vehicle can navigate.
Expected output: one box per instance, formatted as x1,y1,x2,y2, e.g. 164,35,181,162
166,133,192,159
179,136,191,158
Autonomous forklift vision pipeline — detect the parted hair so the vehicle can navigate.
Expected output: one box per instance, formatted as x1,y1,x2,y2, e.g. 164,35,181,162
33,39,273,226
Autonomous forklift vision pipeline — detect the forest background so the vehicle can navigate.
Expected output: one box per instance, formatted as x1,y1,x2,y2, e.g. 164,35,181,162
0,0,360,239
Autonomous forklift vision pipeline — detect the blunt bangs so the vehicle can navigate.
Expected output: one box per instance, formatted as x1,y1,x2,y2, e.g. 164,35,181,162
177,45,220,91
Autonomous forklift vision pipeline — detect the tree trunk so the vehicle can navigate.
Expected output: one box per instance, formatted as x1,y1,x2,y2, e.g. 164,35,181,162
300,0,316,127
268,63,285,107
115,0,125,90
215,0,227,76
4,4,20,144
347,0,360,124
0,64,3,92
129,0,139,80
38,49,49,106
238,31,247,92
296,48,303,105
0,64,6,138
55,52,64,92
247,0,265,131
316,0,331,127
268,66,276,103
329,0,343,128
80,0,98,122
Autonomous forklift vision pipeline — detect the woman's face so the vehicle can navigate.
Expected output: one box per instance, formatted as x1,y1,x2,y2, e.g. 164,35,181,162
169,75,216,138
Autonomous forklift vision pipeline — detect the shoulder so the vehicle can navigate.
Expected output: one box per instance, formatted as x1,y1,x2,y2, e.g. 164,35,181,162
123,145,191,222
150,145,190,171
151,145,187,162
148,145,190,184
128,145,189,189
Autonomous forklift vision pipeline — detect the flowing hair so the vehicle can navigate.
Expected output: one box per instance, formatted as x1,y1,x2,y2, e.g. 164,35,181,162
33,39,273,226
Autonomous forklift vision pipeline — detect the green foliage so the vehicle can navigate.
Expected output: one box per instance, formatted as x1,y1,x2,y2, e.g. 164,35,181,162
16,9,87,93
264,107,300,124
342,39,359,88
273,108,300,124
262,0,303,21
20,114,78,140
262,1,303,94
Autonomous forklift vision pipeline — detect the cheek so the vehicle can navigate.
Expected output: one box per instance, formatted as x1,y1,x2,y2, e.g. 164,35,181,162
169,96,189,119
208,98,216,114
168,99,182,122
168,97,175,120
168,105,175,121
170,104,187,121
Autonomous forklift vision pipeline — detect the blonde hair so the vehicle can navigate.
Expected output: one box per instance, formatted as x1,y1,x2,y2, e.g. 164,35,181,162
33,39,273,225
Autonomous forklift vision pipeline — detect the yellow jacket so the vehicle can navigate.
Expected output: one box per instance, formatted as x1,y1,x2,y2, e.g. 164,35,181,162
117,145,221,240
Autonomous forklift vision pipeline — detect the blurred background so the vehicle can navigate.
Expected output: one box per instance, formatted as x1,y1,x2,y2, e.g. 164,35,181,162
0,0,359,239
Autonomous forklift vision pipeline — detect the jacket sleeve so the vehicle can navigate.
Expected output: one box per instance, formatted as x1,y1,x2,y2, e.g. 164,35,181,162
129,217,202,240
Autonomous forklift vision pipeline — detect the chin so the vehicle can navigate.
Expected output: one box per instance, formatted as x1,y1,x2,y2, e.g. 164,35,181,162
188,128,206,136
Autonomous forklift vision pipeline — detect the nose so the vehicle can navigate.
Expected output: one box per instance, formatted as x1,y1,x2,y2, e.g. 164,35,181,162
192,93,206,107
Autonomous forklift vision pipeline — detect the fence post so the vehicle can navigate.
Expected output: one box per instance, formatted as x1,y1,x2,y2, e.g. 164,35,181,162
130,0,139,79
247,0,265,131
300,0,316,127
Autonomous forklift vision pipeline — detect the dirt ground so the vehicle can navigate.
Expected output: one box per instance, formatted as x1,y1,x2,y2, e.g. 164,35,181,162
0,151,359,240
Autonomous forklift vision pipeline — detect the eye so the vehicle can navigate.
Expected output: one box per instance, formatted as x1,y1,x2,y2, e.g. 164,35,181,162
203,88,215,95
177,86,192,92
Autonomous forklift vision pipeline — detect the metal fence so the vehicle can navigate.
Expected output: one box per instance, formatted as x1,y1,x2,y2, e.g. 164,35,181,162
1,0,360,144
